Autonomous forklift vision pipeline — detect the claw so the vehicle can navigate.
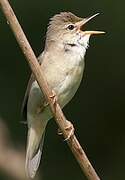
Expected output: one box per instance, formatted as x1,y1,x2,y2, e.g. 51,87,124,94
49,90,58,105
58,120,74,141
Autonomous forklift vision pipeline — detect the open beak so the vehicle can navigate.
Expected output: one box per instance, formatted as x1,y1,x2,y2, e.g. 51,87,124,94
76,13,105,35
83,30,105,35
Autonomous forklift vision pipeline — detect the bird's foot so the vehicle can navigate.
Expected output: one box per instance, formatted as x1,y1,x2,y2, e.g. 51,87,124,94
58,120,74,141
49,90,58,105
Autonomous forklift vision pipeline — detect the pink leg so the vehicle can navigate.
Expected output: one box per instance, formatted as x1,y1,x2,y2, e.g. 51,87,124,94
58,120,74,141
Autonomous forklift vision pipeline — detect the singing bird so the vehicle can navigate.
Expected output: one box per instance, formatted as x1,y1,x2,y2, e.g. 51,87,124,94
22,12,104,178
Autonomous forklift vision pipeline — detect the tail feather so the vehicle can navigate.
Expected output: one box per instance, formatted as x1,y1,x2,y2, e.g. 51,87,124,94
25,126,45,178
26,133,45,178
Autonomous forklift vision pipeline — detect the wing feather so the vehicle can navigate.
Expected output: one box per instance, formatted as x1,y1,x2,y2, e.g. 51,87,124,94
21,52,44,119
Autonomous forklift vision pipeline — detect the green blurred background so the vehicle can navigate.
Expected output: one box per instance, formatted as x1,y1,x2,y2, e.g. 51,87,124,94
0,0,125,179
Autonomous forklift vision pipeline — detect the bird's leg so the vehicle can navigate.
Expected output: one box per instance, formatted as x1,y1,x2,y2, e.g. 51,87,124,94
49,90,58,105
36,90,57,114
50,90,74,140
58,120,75,141
37,90,57,114
36,101,49,114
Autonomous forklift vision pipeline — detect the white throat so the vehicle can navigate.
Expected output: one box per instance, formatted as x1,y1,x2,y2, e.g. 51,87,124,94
64,34,90,62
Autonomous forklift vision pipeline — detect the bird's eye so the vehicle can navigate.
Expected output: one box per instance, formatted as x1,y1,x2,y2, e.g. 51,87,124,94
67,24,75,30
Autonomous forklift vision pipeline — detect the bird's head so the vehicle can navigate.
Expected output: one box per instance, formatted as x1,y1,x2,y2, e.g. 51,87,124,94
45,12,105,50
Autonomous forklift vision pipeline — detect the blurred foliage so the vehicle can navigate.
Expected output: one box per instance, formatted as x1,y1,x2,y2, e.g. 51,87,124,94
0,0,125,179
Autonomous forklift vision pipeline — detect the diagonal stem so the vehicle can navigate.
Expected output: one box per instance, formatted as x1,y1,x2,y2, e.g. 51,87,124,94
0,0,101,180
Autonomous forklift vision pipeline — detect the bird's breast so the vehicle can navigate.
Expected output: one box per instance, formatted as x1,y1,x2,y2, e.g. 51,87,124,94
54,56,85,107
27,50,85,122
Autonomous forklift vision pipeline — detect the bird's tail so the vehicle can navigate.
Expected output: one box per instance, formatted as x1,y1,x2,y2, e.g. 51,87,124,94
25,120,47,178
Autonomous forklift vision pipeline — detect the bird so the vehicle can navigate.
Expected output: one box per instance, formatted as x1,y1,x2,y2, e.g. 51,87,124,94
21,12,105,178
